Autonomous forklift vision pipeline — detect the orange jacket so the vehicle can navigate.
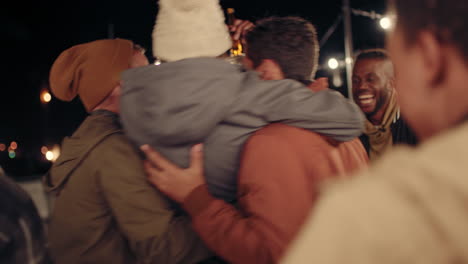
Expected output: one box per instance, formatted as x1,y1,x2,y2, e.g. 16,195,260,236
183,124,368,264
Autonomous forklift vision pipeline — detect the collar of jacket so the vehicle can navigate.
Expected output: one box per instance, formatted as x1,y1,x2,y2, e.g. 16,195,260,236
43,111,122,193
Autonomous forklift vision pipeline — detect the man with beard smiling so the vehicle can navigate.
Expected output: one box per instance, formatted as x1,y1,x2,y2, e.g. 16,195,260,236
282,0,468,262
352,49,418,160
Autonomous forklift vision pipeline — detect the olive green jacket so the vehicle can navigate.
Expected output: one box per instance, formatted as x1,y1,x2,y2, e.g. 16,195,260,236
44,110,211,264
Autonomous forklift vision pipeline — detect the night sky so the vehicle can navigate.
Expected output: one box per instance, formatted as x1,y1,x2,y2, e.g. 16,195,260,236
2,0,386,178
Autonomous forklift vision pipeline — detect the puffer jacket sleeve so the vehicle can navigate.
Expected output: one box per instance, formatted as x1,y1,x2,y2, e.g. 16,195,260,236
236,75,365,142
120,61,241,148
94,133,212,264
120,58,364,151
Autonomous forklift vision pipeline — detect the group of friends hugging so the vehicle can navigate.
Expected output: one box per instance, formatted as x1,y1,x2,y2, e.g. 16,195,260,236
2,0,468,263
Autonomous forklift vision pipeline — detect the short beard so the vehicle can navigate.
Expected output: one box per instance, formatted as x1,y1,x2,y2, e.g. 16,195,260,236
366,90,391,121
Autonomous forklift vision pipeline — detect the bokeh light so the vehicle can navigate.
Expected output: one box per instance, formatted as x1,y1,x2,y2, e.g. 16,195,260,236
45,151,54,161
10,141,17,150
41,90,52,103
328,58,339,70
41,146,48,155
379,17,392,30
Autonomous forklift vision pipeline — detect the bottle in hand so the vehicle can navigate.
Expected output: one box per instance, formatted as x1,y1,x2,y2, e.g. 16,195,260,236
227,8,244,57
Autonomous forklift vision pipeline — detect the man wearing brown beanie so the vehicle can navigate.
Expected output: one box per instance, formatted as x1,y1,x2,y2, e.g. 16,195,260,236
44,39,211,264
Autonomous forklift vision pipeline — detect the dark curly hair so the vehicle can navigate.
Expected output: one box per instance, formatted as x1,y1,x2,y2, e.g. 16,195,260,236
355,49,389,63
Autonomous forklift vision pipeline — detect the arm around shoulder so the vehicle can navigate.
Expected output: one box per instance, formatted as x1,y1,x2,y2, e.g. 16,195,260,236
251,80,365,141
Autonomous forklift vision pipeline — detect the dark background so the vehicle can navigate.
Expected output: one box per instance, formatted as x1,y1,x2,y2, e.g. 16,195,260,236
1,0,387,178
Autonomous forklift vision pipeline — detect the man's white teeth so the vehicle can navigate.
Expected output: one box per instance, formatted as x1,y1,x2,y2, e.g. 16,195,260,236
359,95,374,99
360,99,373,104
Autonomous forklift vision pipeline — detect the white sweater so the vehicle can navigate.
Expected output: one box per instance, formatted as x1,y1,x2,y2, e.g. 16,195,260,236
283,122,468,264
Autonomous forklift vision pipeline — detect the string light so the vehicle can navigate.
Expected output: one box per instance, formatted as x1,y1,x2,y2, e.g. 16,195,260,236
350,8,393,31
41,90,52,103
351,8,383,20
51,145,61,161
332,71,344,87
41,146,48,155
45,151,54,161
379,17,392,30
323,8,392,76
0,144,5,152
328,58,339,70
44,145,61,162
10,141,17,150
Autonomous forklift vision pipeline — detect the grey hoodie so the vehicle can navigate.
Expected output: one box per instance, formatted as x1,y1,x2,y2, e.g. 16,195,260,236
120,58,364,202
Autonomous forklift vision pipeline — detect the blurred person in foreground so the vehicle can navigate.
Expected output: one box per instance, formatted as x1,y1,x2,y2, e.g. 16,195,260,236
44,39,212,264
120,0,365,206
0,170,51,264
352,49,417,160
140,16,369,264
281,0,468,263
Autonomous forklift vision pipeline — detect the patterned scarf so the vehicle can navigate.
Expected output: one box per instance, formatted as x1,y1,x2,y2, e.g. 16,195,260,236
364,91,399,160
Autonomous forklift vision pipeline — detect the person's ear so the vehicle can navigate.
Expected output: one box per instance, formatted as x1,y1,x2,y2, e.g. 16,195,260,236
417,31,447,89
255,59,284,80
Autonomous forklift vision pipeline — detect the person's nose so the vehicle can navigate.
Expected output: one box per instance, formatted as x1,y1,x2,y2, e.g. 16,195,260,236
359,81,371,91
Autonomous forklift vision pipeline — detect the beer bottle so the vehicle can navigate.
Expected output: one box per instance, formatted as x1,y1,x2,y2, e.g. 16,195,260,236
227,8,244,57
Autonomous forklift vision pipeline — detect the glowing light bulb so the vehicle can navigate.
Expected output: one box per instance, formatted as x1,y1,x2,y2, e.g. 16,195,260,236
380,17,392,30
46,151,54,161
328,58,339,70
41,90,52,103
44,145,60,162
10,141,17,150
41,146,48,155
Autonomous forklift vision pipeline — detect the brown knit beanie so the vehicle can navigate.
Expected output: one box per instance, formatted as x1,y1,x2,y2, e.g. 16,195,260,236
49,38,134,112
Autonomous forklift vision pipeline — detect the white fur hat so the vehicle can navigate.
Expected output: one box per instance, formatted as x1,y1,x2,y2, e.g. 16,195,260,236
152,0,232,62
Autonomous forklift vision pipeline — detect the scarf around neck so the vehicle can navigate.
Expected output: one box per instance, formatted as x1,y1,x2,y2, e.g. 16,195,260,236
364,91,399,160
